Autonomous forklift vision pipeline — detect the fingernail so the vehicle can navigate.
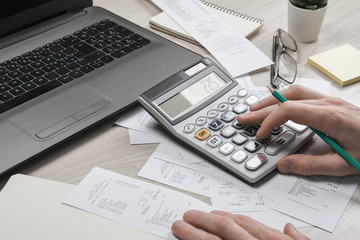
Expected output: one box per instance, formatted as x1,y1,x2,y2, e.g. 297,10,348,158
237,112,248,119
289,223,300,233
250,103,258,108
172,220,185,229
279,160,292,173
183,210,197,219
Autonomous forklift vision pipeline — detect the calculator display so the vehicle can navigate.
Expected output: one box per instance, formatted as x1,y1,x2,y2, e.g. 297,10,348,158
159,72,226,118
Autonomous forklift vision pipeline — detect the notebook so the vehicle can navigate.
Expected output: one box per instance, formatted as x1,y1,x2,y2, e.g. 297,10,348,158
149,0,264,46
308,44,360,87
0,0,202,175
0,174,163,239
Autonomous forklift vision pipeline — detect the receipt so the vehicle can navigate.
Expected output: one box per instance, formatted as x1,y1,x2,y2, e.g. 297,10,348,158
257,173,359,232
64,167,212,240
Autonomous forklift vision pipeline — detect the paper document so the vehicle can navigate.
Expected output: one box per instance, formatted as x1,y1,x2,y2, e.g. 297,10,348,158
257,173,359,232
150,0,272,77
64,167,212,240
115,104,162,136
128,129,170,145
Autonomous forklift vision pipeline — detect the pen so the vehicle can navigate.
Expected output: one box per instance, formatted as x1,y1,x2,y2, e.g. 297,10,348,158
267,86,360,173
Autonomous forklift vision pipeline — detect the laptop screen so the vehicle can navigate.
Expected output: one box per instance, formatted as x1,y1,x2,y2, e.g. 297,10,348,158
0,0,92,38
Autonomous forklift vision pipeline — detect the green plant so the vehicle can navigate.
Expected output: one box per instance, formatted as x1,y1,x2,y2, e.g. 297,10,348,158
290,0,328,10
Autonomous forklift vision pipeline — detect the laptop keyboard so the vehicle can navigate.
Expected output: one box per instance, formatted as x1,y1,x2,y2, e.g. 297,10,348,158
0,19,151,114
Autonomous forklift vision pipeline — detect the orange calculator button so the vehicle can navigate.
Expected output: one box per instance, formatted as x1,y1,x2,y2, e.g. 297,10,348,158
195,128,211,141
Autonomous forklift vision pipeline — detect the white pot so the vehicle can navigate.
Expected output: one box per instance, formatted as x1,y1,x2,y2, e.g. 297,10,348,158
287,1,328,43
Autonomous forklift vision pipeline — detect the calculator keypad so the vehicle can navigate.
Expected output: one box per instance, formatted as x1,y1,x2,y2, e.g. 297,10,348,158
178,87,311,183
183,90,273,172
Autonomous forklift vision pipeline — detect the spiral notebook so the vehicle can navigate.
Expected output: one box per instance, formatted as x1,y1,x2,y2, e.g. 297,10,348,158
149,0,264,45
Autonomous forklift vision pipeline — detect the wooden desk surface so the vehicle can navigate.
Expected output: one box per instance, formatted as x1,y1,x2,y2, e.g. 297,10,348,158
1,0,360,239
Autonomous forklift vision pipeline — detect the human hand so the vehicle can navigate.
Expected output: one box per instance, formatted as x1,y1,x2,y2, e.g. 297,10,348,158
237,85,360,176
172,210,309,240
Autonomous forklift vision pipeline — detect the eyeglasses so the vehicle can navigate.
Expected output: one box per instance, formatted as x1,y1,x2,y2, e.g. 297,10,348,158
270,29,298,89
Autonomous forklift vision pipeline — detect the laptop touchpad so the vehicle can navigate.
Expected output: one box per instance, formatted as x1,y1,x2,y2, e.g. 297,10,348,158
9,85,110,139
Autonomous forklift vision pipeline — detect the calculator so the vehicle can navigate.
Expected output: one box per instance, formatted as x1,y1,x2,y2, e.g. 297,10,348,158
138,58,314,183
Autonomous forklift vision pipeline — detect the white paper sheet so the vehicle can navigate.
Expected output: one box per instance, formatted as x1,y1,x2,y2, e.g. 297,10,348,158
64,167,212,240
115,105,162,136
150,0,272,77
256,173,359,232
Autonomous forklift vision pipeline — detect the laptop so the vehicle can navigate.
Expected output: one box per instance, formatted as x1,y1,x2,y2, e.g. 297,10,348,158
0,0,202,174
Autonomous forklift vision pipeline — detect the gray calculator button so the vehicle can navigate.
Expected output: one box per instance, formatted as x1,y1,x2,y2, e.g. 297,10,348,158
232,133,248,145
271,126,283,135
227,95,239,104
237,89,248,97
183,123,195,133
244,140,261,153
195,116,207,126
220,111,236,122
232,103,248,114
207,109,218,119
206,135,223,148
218,142,235,155
284,120,308,133
245,95,259,106
209,119,224,131
231,150,247,163
265,130,296,155
256,135,272,144
245,153,267,171
243,125,259,137
218,102,229,111
220,126,236,138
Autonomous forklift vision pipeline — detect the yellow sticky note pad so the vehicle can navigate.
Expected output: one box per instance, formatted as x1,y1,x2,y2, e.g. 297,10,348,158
308,44,360,86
